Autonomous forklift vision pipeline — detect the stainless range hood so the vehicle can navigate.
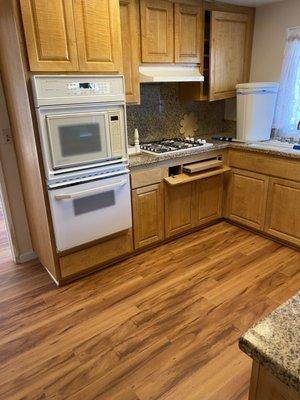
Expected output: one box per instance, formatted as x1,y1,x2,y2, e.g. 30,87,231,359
139,65,204,83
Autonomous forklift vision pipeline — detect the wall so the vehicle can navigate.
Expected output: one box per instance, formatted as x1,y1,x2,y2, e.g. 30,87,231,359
127,83,227,144
0,78,34,262
250,0,300,82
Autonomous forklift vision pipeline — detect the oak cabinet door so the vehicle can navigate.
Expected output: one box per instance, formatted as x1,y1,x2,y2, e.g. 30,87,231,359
73,0,123,72
140,0,174,63
264,178,300,247
20,0,79,71
120,0,140,103
227,169,269,231
132,184,164,249
194,175,223,226
174,3,203,64
165,182,195,238
210,11,251,100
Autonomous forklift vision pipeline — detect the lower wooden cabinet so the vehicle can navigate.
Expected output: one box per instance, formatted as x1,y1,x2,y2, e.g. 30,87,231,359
264,178,300,247
165,182,195,237
132,183,164,249
227,169,269,231
194,175,223,226
165,175,224,238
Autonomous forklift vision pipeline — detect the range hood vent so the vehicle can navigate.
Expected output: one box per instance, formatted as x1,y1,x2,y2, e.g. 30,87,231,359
139,65,204,83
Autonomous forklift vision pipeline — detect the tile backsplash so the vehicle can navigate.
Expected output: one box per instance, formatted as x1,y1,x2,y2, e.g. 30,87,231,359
126,83,230,145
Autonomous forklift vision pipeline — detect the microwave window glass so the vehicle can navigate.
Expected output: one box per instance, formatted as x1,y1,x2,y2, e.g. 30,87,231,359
59,123,101,157
73,191,115,216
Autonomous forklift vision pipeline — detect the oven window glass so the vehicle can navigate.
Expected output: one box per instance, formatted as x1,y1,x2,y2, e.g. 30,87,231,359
73,191,115,216
59,123,101,157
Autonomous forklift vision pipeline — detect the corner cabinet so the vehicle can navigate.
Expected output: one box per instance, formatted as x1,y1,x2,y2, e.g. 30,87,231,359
140,0,203,64
20,0,123,73
227,169,269,231
264,178,300,247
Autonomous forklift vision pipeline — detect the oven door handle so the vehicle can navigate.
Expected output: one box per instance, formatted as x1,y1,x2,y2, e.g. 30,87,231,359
54,179,127,200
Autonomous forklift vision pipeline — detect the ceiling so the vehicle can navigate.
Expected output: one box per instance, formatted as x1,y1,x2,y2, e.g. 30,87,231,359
219,0,284,6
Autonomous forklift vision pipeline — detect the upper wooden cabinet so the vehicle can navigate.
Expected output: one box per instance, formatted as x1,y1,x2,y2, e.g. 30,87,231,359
180,3,254,101
20,0,123,72
140,0,174,63
174,3,202,63
210,11,251,100
119,0,140,103
19,0,79,71
73,0,123,72
140,0,202,64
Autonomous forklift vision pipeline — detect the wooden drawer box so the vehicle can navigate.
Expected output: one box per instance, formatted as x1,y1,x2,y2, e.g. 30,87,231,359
59,229,133,279
131,167,168,189
229,150,300,182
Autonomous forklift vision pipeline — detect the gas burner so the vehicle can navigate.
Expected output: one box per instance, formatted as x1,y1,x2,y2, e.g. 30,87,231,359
140,138,213,155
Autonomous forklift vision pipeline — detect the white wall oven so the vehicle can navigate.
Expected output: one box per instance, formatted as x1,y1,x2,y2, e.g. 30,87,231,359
32,76,132,251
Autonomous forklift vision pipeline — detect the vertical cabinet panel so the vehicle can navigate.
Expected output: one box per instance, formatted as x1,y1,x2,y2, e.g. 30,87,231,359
73,0,123,72
174,3,202,64
264,178,300,247
120,0,140,103
165,182,195,238
210,11,251,100
194,175,223,226
227,169,269,231
132,184,164,249
19,0,79,71
140,0,174,63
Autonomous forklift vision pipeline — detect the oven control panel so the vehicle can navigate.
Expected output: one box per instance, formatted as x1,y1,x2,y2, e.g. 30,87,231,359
32,75,125,106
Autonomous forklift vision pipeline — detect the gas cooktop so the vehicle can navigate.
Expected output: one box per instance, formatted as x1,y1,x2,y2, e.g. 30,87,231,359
140,138,213,155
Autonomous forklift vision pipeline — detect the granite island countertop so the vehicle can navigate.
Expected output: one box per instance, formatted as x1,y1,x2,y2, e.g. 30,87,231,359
129,141,300,169
239,293,300,393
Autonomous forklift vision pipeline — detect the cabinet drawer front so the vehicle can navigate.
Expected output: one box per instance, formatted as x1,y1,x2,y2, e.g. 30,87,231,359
131,167,168,189
59,230,133,278
140,0,174,62
20,0,79,71
132,183,164,249
228,169,268,230
265,178,300,247
229,150,300,182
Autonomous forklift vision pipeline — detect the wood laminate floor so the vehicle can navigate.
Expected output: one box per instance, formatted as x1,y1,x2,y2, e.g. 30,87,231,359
0,221,299,400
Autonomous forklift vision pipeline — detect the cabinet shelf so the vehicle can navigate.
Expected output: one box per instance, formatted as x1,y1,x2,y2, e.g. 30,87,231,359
164,166,230,186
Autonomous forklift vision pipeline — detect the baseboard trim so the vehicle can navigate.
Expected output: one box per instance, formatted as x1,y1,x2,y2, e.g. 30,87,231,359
17,251,37,263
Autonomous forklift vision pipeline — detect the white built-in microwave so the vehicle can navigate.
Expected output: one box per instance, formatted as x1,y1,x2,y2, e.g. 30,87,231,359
46,108,125,169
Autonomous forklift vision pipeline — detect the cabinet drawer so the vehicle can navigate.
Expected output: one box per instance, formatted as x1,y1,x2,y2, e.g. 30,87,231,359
264,178,300,247
59,229,133,278
131,167,168,189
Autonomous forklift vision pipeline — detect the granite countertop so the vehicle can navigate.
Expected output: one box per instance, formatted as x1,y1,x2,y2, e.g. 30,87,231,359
129,141,300,168
239,293,300,393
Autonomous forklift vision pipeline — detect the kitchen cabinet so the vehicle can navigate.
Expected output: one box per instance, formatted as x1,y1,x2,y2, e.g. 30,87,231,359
174,3,203,64
140,0,202,64
20,0,123,72
264,178,300,247
180,3,254,101
194,175,223,226
19,0,79,71
119,0,140,103
165,182,195,237
132,183,164,249
140,0,174,63
227,169,269,231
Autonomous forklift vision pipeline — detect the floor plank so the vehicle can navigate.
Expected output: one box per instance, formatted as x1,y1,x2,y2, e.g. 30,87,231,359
0,221,299,400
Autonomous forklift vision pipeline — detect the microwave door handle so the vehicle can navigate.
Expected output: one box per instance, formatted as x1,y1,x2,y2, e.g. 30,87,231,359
54,179,127,200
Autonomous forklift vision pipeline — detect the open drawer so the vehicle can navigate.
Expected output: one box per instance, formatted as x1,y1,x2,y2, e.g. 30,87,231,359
164,166,231,186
